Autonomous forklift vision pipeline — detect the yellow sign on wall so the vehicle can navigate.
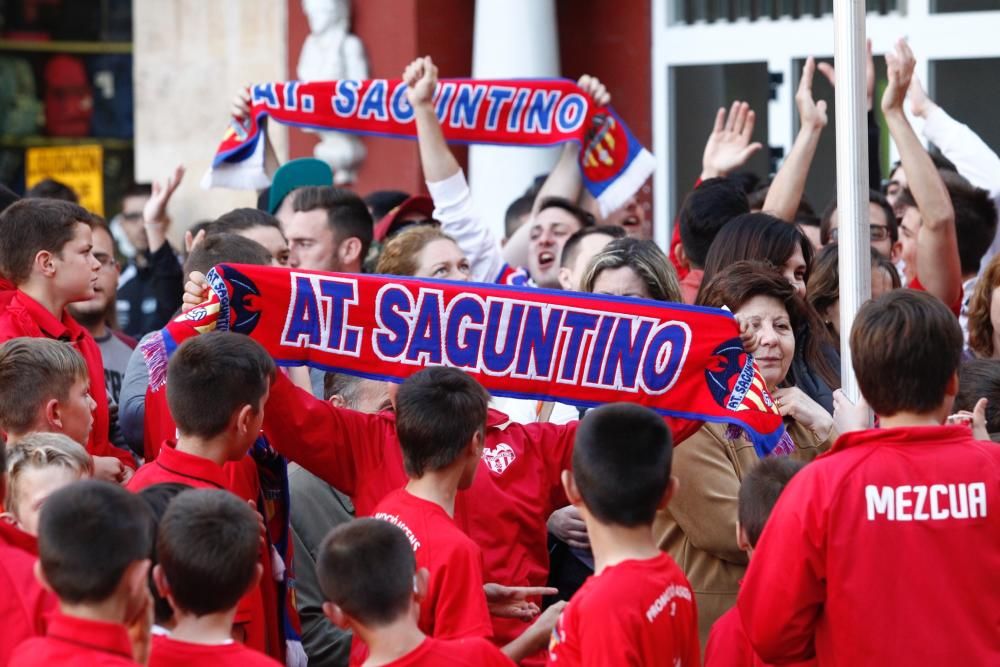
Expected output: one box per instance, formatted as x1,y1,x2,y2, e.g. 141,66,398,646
25,145,104,216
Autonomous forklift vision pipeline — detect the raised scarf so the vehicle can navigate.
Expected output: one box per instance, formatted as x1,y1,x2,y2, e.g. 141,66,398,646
204,78,655,216
161,264,785,454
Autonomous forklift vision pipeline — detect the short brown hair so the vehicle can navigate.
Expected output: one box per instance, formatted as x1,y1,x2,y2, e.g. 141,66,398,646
0,199,95,284
293,186,374,261
6,433,93,519
166,332,276,439
375,225,453,277
394,366,488,477
157,489,260,616
738,456,804,547
851,290,963,416
0,338,88,435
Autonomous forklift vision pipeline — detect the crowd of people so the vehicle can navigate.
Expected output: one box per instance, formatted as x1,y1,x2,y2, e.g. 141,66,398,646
0,38,999,667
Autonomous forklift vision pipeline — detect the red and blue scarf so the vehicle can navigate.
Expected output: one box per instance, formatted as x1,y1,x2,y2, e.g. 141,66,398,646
166,264,786,454
204,78,655,216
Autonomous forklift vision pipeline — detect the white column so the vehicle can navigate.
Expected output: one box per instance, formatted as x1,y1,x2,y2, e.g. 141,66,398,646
833,0,872,418
469,0,561,239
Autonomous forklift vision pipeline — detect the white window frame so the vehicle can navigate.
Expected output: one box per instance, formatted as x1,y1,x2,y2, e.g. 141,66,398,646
651,0,1000,248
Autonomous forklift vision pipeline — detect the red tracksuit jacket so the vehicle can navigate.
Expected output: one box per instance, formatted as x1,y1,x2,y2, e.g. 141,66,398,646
737,425,1000,666
0,290,133,466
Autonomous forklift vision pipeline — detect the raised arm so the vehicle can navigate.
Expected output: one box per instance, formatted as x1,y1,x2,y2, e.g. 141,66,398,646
762,57,827,221
503,76,611,267
405,56,506,283
883,39,961,305
910,74,1000,198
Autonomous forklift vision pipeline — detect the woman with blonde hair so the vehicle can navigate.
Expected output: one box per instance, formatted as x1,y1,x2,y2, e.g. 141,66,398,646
580,237,682,302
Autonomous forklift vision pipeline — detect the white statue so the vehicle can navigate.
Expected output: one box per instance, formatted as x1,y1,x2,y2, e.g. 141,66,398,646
297,0,368,185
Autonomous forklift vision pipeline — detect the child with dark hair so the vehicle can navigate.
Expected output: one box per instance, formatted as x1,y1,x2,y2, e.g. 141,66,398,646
128,331,278,658
368,366,558,664
704,457,809,667
547,402,699,667
149,489,281,666
137,482,193,633
318,518,514,666
0,436,57,665
739,289,1000,666
0,199,135,477
10,480,154,666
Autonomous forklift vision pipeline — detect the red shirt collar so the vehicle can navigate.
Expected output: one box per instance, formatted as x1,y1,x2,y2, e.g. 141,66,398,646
0,518,39,556
45,612,134,660
829,424,972,454
154,440,228,489
11,291,85,342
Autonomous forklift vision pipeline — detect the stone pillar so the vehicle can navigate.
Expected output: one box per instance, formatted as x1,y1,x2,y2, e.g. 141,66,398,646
469,0,560,238
133,0,288,238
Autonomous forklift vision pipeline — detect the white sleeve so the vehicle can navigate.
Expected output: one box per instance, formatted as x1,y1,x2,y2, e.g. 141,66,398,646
427,170,506,284
921,106,1000,198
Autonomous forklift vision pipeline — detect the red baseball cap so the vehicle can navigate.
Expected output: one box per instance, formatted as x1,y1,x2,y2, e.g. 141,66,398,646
373,195,436,241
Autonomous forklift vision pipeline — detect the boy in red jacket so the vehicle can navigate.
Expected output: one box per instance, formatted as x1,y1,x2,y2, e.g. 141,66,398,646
0,199,134,480
128,331,280,659
705,457,812,667
150,489,281,667
738,289,1000,666
546,403,700,667
0,437,56,666
10,480,153,667
318,518,515,667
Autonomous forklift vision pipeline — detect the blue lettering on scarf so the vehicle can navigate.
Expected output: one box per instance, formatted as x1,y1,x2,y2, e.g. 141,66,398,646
514,305,563,379
641,323,690,394
450,84,487,130
484,87,516,131
434,82,457,123
445,295,486,370
482,301,525,374
585,316,617,385
390,84,414,123
406,290,444,364
602,319,654,390
252,83,279,109
283,276,322,347
373,286,412,359
506,89,530,133
332,81,360,117
524,90,559,134
558,311,600,382
358,80,389,121
555,94,587,133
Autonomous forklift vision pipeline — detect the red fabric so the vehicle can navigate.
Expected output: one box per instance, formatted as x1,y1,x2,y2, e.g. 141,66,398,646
127,443,278,660
375,489,493,639
0,291,132,466
0,277,13,292
907,278,961,316
142,387,174,461
706,605,816,667
679,268,703,305
0,521,54,666
379,637,514,667
264,372,573,649
546,553,699,667
9,612,136,666
738,425,1000,666
351,489,494,667
149,635,282,667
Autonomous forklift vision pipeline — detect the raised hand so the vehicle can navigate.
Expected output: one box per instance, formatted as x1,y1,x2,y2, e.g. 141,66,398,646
700,101,763,180
403,56,438,109
577,74,610,107
882,38,916,115
796,57,828,130
907,73,936,119
817,38,875,110
143,164,185,225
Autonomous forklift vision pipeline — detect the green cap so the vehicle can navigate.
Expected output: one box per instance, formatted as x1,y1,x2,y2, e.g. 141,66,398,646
267,158,334,214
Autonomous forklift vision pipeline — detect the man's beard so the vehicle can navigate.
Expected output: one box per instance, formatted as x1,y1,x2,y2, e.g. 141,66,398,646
68,302,109,330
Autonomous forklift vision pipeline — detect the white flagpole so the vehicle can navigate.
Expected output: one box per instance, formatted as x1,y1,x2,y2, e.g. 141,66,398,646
833,0,872,420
